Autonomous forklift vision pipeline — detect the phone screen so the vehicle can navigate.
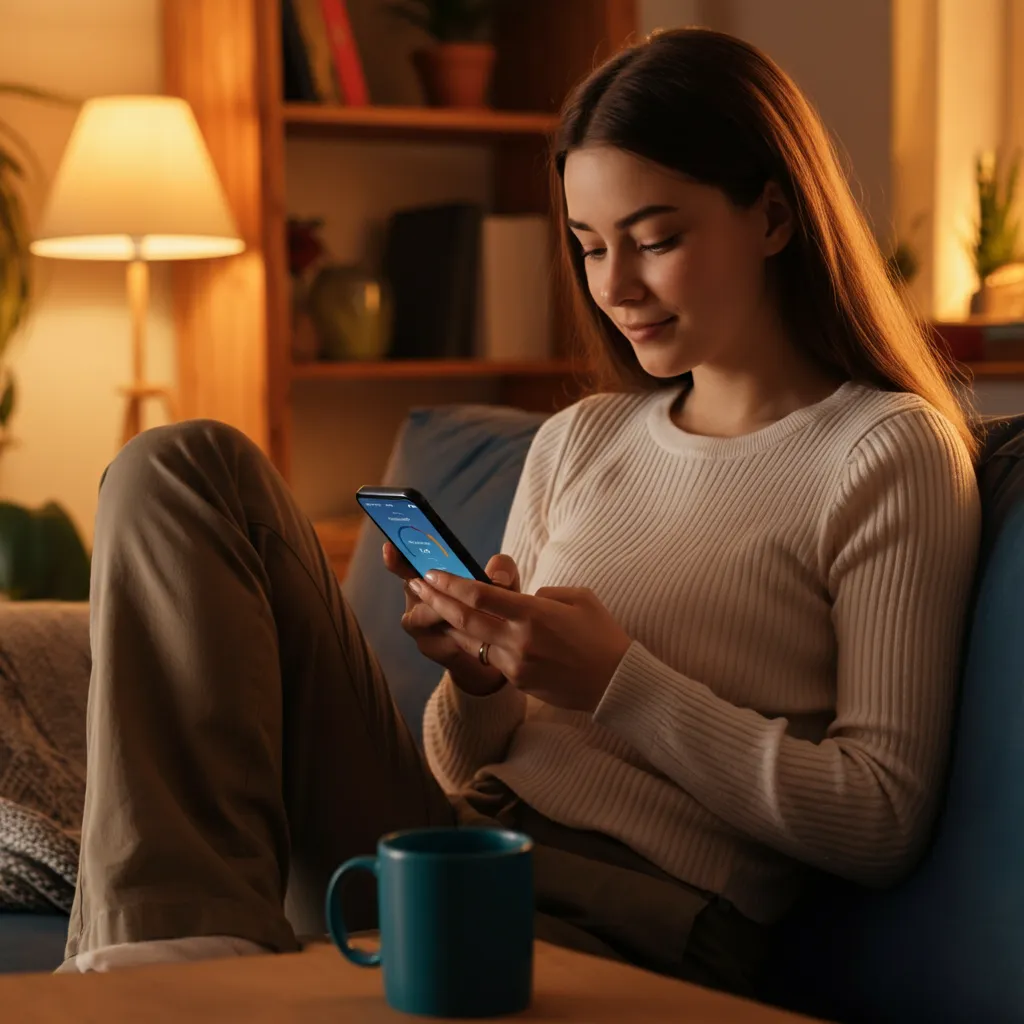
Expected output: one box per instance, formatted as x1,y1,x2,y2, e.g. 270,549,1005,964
357,495,480,581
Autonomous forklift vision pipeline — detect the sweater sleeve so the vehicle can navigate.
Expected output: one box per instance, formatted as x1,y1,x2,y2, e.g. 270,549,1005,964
423,405,578,792
593,408,981,885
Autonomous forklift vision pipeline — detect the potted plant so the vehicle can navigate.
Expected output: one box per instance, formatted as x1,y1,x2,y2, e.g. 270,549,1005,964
0,83,89,601
388,0,502,109
968,150,1022,316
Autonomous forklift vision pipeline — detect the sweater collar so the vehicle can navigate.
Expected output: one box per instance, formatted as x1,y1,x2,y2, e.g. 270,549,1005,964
647,380,860,457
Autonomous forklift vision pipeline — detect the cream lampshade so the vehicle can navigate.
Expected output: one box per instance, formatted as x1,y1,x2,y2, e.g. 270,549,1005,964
31,95,244,445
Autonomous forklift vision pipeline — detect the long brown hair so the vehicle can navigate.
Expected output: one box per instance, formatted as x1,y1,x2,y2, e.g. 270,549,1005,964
553,27,977,458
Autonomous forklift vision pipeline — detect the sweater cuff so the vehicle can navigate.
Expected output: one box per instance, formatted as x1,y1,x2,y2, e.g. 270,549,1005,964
594,640,695,754
447,672,527,728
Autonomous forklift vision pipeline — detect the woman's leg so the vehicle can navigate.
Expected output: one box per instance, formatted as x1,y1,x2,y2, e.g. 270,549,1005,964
65,420,452,962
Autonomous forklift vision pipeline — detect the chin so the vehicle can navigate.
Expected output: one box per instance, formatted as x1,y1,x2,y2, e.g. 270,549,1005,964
633,350,696,380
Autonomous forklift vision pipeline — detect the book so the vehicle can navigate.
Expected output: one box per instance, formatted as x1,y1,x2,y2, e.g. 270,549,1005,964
293,0,340,103
281,0,318,102
382,203,483,360
319,0,370,106
477,215,552,362
929,320,1024,362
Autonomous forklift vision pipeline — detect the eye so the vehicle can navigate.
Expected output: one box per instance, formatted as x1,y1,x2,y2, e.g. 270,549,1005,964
639,234,681,254
581,246,607,261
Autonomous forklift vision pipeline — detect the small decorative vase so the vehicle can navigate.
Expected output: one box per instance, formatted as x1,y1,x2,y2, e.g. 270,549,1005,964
306,264,393,361
290,276,322,363
412,43,497,108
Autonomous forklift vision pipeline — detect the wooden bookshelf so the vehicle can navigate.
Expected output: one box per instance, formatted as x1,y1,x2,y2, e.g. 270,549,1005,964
961,361,1024,379
290,358,576,381
164,0,637,491
282,103,560,142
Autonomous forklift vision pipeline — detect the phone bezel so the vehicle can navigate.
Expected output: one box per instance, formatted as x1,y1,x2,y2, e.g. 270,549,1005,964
355,486,491,583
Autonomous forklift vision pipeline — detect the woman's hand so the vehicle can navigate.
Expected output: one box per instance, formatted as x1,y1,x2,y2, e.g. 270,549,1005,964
382,542,517,696
406,570,633,713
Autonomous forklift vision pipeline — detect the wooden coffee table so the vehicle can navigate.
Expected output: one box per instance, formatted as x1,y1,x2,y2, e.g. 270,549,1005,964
0,939,825,1022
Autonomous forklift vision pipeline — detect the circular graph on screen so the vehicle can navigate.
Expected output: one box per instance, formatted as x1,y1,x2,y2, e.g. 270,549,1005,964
397,525,451,563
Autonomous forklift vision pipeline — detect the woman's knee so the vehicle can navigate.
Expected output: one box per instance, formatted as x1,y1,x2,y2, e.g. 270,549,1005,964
98,419,260,513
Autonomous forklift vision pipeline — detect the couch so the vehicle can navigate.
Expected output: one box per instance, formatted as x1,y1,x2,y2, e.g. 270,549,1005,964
1,402,1022,1024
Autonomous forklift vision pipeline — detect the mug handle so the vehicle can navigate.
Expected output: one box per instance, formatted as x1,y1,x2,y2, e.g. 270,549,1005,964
325,856,381,968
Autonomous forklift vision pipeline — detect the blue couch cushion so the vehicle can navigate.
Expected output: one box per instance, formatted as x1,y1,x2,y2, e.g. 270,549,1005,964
0,914,67,973
343,405,545,741
343,402,1024,1023
771,415,1024,1023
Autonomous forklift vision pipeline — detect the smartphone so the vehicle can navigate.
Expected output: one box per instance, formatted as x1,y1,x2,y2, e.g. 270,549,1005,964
356,486,490,583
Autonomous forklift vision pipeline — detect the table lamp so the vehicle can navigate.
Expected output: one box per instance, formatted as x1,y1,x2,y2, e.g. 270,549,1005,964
30,95,244,446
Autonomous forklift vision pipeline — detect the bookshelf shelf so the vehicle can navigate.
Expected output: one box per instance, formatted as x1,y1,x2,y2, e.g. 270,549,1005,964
961,361,1024,379
290,358,577,381
282,103,560,143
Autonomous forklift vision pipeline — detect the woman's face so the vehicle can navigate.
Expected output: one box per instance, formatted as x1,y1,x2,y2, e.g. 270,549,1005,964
562,145,790,379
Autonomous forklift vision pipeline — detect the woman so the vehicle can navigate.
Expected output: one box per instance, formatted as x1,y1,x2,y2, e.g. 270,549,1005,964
61,29,980,997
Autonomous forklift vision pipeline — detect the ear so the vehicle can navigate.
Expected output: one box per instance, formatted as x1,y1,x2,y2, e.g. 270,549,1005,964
759,181,794,257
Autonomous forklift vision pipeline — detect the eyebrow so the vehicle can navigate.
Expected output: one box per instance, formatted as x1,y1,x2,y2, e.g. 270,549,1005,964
566,204,679,233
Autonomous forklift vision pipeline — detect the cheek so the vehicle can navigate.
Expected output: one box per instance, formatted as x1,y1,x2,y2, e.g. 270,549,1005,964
584,264,605,308
687,230,764,311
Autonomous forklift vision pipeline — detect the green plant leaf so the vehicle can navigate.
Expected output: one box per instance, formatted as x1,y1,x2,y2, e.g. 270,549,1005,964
969,149,1023,281
0,501,35,598
0,164,31,358
0,83,78,105
35,501,91,601
0,83,79,377
387,0,431,32
0,375,14,427
0,500,90,600
387,0,500,41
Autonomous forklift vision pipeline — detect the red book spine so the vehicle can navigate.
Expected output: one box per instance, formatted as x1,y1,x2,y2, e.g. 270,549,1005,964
932,322,985,363
318,0,370,106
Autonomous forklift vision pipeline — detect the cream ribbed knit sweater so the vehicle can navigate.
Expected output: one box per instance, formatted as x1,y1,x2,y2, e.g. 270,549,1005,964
423,382,981,924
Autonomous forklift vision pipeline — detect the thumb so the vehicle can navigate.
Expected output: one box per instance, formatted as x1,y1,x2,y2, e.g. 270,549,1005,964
485,553,521,591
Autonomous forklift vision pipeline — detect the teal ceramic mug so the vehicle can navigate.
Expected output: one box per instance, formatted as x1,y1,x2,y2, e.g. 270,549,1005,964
325,827,534,1017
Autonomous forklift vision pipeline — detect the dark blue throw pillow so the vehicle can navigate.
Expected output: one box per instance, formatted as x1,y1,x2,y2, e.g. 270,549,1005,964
343,405,545,742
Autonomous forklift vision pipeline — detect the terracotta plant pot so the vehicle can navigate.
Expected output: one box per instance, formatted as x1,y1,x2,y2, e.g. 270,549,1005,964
413,43,497,108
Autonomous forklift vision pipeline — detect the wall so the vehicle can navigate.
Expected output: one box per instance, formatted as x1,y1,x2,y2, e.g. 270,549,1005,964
641,0,894,236
933,0,1006,320
0,0,173,542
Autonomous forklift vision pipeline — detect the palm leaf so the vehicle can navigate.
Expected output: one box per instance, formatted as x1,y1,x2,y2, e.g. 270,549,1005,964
0,375,15,428
0,122,37,180
387,0,432,32
387,0,500,41
969,150,1023,281
0,83,76,104
0,82,78,442
0,164,31,358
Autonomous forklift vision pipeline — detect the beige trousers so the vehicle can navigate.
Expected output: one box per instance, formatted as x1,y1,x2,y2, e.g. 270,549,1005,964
65,420,766,996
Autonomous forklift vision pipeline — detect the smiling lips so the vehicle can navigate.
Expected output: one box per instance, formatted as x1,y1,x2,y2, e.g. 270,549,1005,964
620,315,677,341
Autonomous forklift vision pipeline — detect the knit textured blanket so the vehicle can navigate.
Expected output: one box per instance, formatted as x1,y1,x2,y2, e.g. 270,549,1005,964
0,601,90,913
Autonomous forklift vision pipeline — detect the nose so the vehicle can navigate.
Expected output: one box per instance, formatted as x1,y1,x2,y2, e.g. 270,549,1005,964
598,249,645,307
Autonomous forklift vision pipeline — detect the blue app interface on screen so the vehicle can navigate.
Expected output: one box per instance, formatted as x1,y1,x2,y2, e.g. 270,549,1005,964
359,496,479,580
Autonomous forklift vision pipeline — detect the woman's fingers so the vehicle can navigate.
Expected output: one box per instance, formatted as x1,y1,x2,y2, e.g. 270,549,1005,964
383,542,424,612
409,577,509,645
402,599,449,632
446,627,514,676
382,541,417,581
485,553,521,592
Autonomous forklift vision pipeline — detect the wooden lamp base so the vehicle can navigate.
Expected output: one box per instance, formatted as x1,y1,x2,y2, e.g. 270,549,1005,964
119,384,178,448
121,257,178,448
